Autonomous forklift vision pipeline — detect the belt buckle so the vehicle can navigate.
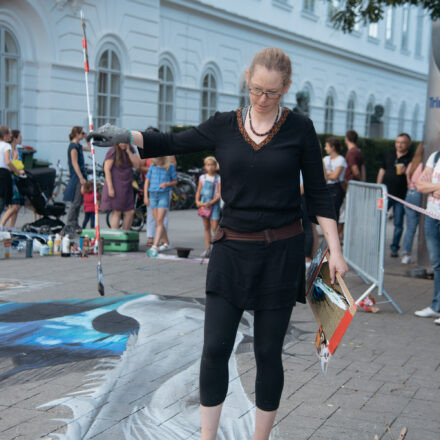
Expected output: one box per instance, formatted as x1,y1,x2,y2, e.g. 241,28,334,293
263,229,274,244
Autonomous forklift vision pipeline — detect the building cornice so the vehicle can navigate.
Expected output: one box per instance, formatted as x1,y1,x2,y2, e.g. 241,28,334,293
162,0,428,82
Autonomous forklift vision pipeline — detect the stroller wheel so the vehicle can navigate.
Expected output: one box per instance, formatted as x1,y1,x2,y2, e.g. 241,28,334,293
39,225,51,235
22,223,32,232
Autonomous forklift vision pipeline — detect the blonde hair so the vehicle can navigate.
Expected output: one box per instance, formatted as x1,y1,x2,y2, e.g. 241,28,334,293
249,48,292,87
152,156,170,170
204,156,219,171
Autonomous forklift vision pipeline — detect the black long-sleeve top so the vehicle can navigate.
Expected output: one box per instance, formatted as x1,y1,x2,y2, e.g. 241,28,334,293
139,108,335,232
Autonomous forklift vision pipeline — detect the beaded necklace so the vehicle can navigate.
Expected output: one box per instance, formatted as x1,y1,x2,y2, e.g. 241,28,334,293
248,105,281,137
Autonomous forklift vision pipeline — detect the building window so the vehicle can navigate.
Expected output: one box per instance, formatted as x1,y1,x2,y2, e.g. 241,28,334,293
365,98,374,137
401,5,410,51
324,92,335,134
239,79,249,108
328,0,341,20
368,22,379,39
398,101,406,133
415,7,424,56
0,27,19,128
303,0,315,12
158,64,174,133
385,7,394,43
411,104,419,139
346,93,356,131
201,71,217,122
96,49,121,127
384,98,392,139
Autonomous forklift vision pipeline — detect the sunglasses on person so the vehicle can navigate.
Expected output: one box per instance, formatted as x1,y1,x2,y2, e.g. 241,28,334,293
248,87,283,100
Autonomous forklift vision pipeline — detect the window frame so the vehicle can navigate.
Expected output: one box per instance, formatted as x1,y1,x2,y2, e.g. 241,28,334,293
158,62,175,133
0,26,20,128
346,92,356,131
398,101,406,133
201,70,218,122
95,46,122,128
401,5,410,53
324,91,335,134
365,97,375,138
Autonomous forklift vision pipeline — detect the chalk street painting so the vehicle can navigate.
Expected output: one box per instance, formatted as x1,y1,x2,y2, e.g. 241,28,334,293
0,294,312,439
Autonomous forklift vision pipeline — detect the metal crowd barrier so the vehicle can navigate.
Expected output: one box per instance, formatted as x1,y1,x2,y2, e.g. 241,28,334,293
343,181,402,313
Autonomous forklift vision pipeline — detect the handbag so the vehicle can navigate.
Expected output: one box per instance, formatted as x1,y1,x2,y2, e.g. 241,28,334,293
198,175,217,218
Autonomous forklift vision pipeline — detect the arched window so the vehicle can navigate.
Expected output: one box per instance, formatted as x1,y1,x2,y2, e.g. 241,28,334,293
411,104,419,140
346,92,356,131
158,63,174,132
398,102,406,133
384,98,392,139
201,70,217,122
96,48,121,127
324,92,335,134
0,27,19,127
365,97,374,137
239,78,249,108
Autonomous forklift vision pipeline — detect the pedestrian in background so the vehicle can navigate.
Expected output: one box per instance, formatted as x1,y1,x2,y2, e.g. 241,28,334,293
101,142,141,231
415,149,440,323
323,137,346,223
144,156,177,257
81,181,98,229
401,142,424,264
0,126,24,219
64,126,90,232
339,130,366,238
0,129,25,229
377,133,413,257
196,156,221,257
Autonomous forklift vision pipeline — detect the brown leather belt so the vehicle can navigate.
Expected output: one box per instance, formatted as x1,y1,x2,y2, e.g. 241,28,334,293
212,220,303,244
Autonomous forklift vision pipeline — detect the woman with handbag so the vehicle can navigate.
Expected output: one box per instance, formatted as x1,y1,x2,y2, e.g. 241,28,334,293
90,47,347,440
196,156,221,258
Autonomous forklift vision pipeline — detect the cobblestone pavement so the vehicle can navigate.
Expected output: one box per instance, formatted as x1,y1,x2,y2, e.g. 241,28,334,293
0,210,439,440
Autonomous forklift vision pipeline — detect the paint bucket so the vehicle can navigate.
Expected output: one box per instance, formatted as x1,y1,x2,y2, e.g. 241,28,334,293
25,238,33,258
40,245,50,256
176,247,193,258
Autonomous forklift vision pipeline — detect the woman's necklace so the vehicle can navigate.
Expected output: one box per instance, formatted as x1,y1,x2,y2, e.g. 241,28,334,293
248,105,281,137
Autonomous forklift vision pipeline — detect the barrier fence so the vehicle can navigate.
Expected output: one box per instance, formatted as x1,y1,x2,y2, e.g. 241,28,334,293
343,181,402,313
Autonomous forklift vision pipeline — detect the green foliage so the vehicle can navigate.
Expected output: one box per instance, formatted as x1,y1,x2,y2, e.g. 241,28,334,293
172,125,417,182
329,1,440,33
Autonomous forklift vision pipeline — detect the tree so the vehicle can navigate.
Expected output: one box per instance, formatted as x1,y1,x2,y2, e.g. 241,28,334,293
330,1,440,33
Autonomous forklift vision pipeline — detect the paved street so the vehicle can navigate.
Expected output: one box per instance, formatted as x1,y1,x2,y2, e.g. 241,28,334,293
0,209,439,440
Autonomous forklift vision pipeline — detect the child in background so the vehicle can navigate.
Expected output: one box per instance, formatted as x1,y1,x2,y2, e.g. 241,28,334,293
81,181,98,229
196,156,221,258
144,156,177,257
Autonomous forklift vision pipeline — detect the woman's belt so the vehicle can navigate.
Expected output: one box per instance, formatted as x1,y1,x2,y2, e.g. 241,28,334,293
212,220,303,244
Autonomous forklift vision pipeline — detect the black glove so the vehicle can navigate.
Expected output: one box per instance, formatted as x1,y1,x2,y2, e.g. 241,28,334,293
88,123,132,147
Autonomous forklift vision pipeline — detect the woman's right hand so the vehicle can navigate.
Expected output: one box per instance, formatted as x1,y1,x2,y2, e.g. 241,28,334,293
88,123,131,147
144,197,150,207
108,188,115,198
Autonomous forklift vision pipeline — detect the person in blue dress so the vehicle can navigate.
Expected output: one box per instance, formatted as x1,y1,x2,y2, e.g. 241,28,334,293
196,156,221,257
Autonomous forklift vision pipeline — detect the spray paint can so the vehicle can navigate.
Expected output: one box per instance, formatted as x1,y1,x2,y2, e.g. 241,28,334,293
61,234,71,257
25,238,33,258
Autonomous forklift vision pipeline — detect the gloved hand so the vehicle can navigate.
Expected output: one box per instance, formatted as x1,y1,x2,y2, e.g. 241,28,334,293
88,123,132,147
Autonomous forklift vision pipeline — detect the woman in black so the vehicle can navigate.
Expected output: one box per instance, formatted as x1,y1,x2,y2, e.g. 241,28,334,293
91,48,348,440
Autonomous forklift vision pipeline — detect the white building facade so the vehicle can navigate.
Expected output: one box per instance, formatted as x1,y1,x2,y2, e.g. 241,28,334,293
0,0,431,166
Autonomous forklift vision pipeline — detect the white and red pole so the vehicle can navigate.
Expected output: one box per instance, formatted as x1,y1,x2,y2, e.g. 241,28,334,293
80,10,104,295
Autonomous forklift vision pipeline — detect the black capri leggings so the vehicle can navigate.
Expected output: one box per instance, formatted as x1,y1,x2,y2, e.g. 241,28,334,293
200,293,293,412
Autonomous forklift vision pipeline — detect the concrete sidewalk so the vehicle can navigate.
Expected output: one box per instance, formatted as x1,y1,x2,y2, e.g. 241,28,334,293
0,209,438,439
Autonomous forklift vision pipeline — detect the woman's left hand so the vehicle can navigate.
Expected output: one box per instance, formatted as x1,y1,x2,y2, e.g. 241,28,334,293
159,182,168,189
328,252,348,284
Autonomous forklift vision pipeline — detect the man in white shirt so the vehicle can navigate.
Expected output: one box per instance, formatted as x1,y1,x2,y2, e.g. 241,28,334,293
415,151,440,324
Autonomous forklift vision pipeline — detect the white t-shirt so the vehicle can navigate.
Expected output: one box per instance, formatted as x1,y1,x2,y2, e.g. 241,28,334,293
426,151,440,216
200,173,221,197
323,155,347,184
0,141,11,170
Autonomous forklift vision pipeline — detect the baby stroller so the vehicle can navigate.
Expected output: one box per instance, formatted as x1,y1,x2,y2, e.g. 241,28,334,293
16,169,66,234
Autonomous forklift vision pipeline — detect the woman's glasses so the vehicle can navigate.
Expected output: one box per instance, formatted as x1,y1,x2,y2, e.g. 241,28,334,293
249,87,283,100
